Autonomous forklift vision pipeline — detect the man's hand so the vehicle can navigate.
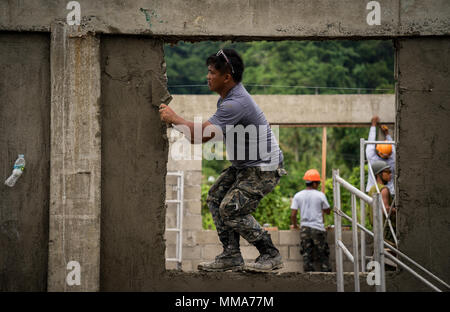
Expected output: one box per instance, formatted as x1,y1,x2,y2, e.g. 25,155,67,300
290,224,300,230
380,124,389,136
159,104,178,124
371,115,380,126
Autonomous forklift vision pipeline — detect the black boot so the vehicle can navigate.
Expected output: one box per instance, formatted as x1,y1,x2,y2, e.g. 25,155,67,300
245,232,283,272
198,231,244,272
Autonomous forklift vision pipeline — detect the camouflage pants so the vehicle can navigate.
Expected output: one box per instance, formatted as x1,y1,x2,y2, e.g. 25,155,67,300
300,226,331,272
207,166,283,249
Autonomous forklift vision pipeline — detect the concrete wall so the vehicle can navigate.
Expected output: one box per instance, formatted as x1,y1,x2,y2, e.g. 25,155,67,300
394,38,450,291
1,0,449,293
0,33,50,291
1,0,449,38
100,35,169,291
169,94,395,126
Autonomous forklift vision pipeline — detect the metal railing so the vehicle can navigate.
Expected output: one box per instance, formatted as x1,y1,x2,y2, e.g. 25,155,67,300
165,171,184,270
333,169,450,292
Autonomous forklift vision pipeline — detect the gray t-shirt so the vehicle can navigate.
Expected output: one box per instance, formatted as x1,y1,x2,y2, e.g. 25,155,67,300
291,189,330,232
208,83,283,169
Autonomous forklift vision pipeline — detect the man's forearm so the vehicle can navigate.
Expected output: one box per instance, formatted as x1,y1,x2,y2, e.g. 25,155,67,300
290,214,298,227
172,116,203,144
368,126,376,141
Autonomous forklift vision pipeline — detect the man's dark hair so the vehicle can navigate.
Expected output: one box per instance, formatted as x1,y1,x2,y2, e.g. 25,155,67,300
206,48,244,83
306,181,319,187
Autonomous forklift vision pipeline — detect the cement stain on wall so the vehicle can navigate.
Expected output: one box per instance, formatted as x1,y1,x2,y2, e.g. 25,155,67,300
140,8,166,28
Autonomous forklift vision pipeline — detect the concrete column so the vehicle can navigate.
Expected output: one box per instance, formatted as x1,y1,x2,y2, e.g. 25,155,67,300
395,38,450,290
48,22,101,291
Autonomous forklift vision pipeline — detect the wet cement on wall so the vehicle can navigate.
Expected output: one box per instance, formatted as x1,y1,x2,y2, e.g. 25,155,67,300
0,33,50,291
394,38,450,291
100,35,170,291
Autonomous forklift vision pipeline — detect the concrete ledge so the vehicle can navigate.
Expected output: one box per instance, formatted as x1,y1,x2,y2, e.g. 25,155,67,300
170,94,396,126
158,271,394,292
1,1,449,38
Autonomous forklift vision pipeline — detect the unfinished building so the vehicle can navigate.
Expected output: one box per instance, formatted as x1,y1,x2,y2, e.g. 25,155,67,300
0,0,449,291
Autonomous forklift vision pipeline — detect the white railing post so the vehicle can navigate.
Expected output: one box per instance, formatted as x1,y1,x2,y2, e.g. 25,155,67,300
333,169,344,292
351,194,360,292
373,193,386,292
360,138,366,272
177,171,184,270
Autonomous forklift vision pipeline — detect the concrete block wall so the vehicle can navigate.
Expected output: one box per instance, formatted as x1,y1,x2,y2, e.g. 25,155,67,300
166,228,373,273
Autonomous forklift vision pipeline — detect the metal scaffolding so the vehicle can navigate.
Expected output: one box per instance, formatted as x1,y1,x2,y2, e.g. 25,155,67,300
333,169,450,292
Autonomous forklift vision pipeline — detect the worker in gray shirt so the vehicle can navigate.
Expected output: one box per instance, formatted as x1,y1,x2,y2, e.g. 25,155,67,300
366,115,395,196
159,49,286,273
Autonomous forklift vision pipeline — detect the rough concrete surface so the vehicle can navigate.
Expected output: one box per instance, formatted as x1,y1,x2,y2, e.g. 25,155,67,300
100,35,170,291
47,23,102,292
0,0,449,38
157,271,383,292
395,37,450,291
0,33,50,291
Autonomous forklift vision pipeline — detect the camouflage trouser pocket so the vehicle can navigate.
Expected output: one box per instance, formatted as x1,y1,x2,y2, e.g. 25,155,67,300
207,166,236,206
219,188,261,219
251,167,281,196
276,167,288,177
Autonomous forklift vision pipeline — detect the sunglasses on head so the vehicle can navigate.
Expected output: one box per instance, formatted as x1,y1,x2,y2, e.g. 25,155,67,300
216,49,235,74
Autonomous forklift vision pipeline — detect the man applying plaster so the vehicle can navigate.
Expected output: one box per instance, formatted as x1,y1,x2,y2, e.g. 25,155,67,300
366,115,396,196
367,160,396,246
159,49,286,272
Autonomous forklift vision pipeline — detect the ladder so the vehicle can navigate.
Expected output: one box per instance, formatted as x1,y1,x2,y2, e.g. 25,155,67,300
165,171,184,270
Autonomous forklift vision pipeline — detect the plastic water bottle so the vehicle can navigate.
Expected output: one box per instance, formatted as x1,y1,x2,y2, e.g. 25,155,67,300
4,154,25,187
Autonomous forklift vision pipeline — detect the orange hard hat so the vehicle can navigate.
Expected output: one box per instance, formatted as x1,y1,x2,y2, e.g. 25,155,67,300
303,169,321,182
376,142,392,157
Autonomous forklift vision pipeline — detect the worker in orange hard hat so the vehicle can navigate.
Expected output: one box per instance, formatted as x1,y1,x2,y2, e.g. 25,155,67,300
303,169,321,183
376,141,393,159
366,116,396,196
290,169,331,272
